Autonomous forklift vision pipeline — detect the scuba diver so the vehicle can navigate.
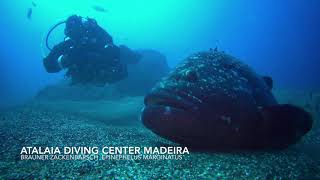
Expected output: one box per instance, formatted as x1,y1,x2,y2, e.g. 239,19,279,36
43,15,140,85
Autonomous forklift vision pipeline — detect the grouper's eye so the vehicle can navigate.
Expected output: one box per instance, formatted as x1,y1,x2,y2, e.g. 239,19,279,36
184,70,198,82
172,69,199,82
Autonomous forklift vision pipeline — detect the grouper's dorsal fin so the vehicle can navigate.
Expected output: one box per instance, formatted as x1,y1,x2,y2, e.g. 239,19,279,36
262,76,273,90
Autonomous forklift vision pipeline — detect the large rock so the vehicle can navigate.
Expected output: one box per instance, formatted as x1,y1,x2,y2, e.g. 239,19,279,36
36,81,122,101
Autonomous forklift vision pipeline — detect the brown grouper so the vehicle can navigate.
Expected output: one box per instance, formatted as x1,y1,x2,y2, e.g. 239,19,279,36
141,50,313,150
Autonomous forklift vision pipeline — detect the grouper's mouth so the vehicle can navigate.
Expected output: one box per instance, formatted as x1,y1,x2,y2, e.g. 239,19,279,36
144,89,196,112
141,89,199,143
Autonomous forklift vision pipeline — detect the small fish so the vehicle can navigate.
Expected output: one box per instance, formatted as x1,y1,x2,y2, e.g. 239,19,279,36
32,1,37,7
27,8,32,20
92,5,108,13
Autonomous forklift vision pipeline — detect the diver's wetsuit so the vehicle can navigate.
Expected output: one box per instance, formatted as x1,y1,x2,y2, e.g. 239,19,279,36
43,15,128,85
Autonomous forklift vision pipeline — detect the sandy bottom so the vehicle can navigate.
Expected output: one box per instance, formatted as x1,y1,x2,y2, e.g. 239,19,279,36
0,91,319,179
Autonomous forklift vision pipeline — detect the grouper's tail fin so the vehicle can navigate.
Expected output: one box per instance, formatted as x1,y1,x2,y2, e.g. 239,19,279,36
260,104,313,148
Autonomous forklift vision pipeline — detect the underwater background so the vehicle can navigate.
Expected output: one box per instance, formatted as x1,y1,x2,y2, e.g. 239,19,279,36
1,0,320,107
0,0,320,179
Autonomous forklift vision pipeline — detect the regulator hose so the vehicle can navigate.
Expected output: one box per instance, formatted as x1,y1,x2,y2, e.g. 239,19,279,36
45,20,67,51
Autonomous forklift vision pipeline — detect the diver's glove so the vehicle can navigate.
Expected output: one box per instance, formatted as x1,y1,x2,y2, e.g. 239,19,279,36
43,40,73,73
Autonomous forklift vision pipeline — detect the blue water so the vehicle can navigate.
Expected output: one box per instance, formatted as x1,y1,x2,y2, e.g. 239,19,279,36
0,0,319,107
